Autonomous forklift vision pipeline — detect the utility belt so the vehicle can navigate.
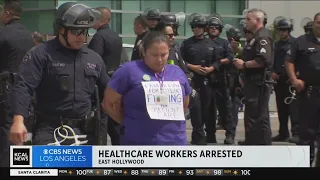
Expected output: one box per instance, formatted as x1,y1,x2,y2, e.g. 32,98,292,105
35,112,96,133
304,84,320,98
241,69,275,86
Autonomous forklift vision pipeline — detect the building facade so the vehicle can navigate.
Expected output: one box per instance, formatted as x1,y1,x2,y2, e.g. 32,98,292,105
0,0,245,44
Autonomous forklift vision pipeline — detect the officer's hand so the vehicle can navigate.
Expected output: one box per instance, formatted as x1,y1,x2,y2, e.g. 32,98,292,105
272,73,279,81
203,66,214,73
233,58,244,69
192,65,207,75
291,78,305,92
9,117,27,145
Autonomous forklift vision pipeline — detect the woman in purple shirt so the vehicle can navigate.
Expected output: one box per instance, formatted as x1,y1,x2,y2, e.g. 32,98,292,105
103,31,192,145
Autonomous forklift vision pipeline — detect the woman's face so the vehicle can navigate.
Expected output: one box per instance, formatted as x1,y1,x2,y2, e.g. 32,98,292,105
144,42,169,73
163,26,175,46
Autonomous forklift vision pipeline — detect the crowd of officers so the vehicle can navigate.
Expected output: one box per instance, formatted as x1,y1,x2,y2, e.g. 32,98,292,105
0,0,319,167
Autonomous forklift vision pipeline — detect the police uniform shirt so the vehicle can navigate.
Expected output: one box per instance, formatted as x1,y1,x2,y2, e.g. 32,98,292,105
11,37,110,119
0,19,34,73
242,27,274,75
273,36,296,75
131,30,149,61
88,24,122,73
285,33,320,85
212,37,234,65
180,37,219,72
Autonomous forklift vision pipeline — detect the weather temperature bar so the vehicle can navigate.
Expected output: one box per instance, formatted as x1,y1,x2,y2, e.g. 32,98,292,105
57,168,250,176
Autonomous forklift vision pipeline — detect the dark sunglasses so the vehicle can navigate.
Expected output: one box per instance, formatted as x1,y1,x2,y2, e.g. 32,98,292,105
70,29,88,36
277,29,289,32
191,25,206,29
166,33,175,38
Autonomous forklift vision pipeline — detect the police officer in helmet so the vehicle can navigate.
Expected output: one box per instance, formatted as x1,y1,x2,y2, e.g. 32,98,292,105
143,8,162,31
180,13,219,144
9,2,109,146
225,25,243,144
233,8,274,145
158,13,180,36
285,12,320,167
206,15,234,144
272,18,299,144
304,21,313,34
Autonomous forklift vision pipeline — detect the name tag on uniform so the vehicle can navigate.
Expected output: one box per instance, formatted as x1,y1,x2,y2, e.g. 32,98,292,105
141,81,185,121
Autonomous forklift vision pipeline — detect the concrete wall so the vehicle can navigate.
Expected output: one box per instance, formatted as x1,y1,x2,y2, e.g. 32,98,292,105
248,0,320,37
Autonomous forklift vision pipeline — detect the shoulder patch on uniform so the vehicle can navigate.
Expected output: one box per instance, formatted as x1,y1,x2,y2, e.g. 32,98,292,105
260,39,268,46
22,52,32,62
249,39,255,46
286,49,291,55
260,48,266,53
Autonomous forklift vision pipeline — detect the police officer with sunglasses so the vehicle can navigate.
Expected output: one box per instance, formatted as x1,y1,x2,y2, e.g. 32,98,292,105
8,2,109,146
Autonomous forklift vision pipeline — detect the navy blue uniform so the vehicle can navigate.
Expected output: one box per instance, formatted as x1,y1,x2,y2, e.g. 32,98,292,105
273,36,299,141
131,31,148,61
11,37,109,145
242,27,274,145
285,33,320,166
88,24,122,145
88,24,122,75
0,19,33,167
180,37,219,144
211,37,234,140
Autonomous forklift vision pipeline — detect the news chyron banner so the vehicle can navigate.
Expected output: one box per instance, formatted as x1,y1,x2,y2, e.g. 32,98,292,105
10,146,309,168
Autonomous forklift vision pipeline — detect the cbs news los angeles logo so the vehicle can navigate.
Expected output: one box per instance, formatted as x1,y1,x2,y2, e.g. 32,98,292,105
10,146,32,167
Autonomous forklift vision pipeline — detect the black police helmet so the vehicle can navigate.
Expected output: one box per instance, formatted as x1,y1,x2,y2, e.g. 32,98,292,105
55,2,98,29
144,8,161,19
160,14,177,26
276,18,293,31
189,14,207,27
207,17,223,31
226,27,242,41
304,21,313,33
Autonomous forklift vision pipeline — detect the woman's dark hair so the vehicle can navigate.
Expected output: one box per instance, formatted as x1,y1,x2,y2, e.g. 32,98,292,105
142,31,170,51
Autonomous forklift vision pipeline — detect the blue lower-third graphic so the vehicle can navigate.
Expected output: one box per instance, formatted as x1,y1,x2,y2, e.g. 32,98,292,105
32,146,92,167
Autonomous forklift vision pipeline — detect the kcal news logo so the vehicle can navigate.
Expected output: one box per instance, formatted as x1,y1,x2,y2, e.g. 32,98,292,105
13,148,30,165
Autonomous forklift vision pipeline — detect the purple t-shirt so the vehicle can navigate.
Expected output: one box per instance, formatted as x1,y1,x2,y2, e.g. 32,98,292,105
108,60,192,145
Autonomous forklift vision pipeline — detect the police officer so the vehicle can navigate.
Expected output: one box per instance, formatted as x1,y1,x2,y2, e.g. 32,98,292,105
304,21,313,34
180,14,219,144
88,6,122,145
233,8,274,145
225,25,242,144
155,14,190,76
285,13,320,167
0,0,33,167
272,18,299,143
131,15,149,61
206,15,234,141
143,8,162,31
9,2,109,146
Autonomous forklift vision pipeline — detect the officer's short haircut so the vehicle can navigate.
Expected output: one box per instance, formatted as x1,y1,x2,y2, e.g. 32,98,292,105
247,8,265,24
314,13,320,21
135,15,148,29
95,7,111,22
4,0,22,17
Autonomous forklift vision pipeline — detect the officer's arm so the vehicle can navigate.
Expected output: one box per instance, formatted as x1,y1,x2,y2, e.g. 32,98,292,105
245,37,271,68
284,39,298,82
97,60,110,100
212,47,220,70
179,41,186,62
11,49,45,122
88,34,104,58
221,41,234,64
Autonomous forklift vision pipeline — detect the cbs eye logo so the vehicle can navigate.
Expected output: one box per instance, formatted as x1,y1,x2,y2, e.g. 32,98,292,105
13,148,30,165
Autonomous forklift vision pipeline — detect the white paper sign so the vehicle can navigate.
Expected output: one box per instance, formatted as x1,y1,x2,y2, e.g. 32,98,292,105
141,81,185,121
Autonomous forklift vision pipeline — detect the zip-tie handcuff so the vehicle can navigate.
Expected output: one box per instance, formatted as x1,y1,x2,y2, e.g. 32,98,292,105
284,85,296,104
47,124,88,146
